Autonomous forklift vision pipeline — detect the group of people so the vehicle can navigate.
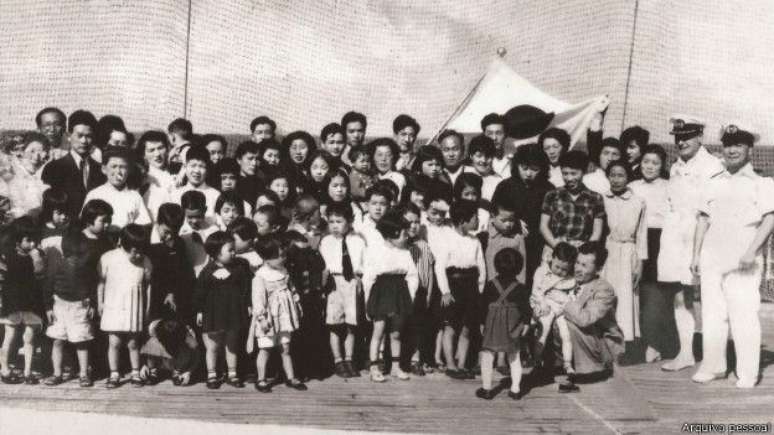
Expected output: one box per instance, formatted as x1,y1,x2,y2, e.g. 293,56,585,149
0,104,769,401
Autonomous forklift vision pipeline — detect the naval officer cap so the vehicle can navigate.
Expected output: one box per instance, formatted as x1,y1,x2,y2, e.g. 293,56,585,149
720,123,759,147
669,114,705,137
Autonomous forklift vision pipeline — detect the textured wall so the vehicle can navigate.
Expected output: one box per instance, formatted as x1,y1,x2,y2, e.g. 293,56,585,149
1,0,772,145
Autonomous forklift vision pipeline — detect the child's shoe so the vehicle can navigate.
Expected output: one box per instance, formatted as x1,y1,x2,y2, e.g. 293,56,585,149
146,369,161,386
105,374,121,389
369,365,386,383
254,379,271,393
475,387,497,400
0,372,23,384
286,378,308,391
206,376,222,390
343,360,360,378
334,361,351,379
44,375,64,386
410,361,425,376
24,375,39,385
130,373,144,388
79,376,93,388
225,376,245,388
507,390,524,400
391,366,410,381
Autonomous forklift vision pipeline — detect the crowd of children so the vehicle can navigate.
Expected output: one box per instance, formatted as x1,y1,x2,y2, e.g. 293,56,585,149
0,106,767,401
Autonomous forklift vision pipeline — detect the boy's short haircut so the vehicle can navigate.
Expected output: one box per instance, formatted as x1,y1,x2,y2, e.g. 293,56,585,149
254,234,283,260
392,114,420,135
255,204,282,227
396,201,421,218
292,194,320,220
347,144,370,163
578,241,608,269
437,129,463,146
96,115,127,147
67,110,98,132
376,209,408,240
180,190,207,212
184,144,210,165
552,242,578,264
155,319,187,352
215,157,240,177
620,125,650,148
228,216,258,241
250,116,276,133
35,107,66,127
135,130,169,159
201,133,227,149
204,231,233,258
491,198,517,216
538,127,571,151
120,224,149,253
480,113,506,131
11,216,39,243
450,199,477,226
157,203,185,231
101,146,132,166
41,188,69,224
259,138,282,155
320,123,345,143
422,182,453,209
167,118,193,139
255,189,281,206
365,183,393,203
467,135,495,158
558,150,589,172
215,191,245,216
493,247,523,278
81,199,114,226
234,140,260,160
283,230,307,246
341,111,367,129
375,178,399,202
325,201,354,222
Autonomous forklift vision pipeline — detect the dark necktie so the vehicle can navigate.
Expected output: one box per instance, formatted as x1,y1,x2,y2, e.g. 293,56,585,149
191,232,203,245
79,159,88,188
341,237,354,281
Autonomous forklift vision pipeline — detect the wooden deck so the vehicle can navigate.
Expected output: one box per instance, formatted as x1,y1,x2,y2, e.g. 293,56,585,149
2,306,774,434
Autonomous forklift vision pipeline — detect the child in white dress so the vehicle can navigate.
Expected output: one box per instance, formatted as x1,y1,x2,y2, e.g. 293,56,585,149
98,224,152,388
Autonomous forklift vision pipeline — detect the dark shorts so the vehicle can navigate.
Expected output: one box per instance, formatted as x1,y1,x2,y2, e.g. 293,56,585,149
439,268,480,333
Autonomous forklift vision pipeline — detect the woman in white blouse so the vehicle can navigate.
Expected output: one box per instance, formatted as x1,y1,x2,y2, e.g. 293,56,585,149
6,132,50,218
137,131,175,222
628,144,676,363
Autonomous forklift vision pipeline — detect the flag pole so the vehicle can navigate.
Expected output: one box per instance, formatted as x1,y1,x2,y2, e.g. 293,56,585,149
425,48,508,146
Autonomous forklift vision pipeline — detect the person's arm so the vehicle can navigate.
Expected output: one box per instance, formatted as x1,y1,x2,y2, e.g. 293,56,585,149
475,240,486,293
405,253,419,302
690,213,710,277
739,212,774,271
97,259,107,318
589,195,606,242
194,270,208,327
540,213,559,249
144,260,152,317
563,281,615,328
516,236,527,284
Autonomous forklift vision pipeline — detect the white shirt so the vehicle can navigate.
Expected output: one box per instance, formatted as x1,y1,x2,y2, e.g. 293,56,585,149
698,163,774,273
354,215,384,250
319,233,366,275
180,224,219,277
444,166,465,187
70,150,88,186
492,155,512,179
7,158,49,218
629,178,668,229
433,229,486,295
143,166,175,222
548,165,564,188
83,183,151,229
361,240,419,302
582,168,610,195
377,171,406,199
170,183,221,218
462,166,502,201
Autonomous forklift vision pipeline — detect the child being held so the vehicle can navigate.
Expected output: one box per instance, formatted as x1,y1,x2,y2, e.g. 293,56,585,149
249,235,306,392
530,242,578,373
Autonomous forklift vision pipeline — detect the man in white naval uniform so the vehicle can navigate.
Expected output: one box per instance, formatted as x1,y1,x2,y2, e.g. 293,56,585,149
658,115,724,372
690,125,774,388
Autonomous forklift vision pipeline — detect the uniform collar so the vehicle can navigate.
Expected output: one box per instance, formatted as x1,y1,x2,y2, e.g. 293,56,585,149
722,162,756,178
604,188,633,199
672,145,710,169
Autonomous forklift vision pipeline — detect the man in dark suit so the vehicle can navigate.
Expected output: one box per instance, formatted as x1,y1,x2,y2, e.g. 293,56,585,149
558,242,624,392
41,110,106,219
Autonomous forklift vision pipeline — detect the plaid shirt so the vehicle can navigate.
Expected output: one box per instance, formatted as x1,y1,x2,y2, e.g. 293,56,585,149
541,185,606,242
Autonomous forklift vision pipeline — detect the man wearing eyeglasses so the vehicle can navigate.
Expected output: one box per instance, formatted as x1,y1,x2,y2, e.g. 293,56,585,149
658,115,724,372
689,125,773,388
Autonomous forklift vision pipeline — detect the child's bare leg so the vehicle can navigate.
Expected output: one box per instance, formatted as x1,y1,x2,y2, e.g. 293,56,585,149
344,327,355,361
496,352,507,368
75,342,89,378
256,349,269,380
127,335,140,372
538,312,556,345
442,325,457,370
51,339,64,377
224,330,239,377
389,331,401,360
479,350,494,390
107,333,122,375
202,332,220,378
508,351,523,394
556,316,573,372
369,321,386,365
329,329,342,362
22,326,36,377
434,330,443,365
455,326,470,369
280,342,295,380
0,325,19,375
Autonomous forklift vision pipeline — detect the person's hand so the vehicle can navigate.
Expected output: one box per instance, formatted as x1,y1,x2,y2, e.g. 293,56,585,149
196,312,203,327
139,365,150,380
738,251,756,272
690,258,700,277
247,306,253,317
163,293,177,312
441,293,455,307
520,220,529,237
86,306,95,320
46,309,55,324
180,371,192,385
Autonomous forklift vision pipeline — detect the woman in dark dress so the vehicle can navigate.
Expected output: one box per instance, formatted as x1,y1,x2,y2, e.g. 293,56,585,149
491,143,554,289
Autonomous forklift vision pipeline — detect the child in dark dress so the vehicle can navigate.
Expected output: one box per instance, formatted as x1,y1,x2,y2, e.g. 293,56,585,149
195,231,252,389
477,248,530,400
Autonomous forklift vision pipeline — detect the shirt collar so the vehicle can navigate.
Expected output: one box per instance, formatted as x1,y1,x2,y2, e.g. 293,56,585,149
723,162,756,178
673,145,710,169
604,188,633,199
70,150,85,166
